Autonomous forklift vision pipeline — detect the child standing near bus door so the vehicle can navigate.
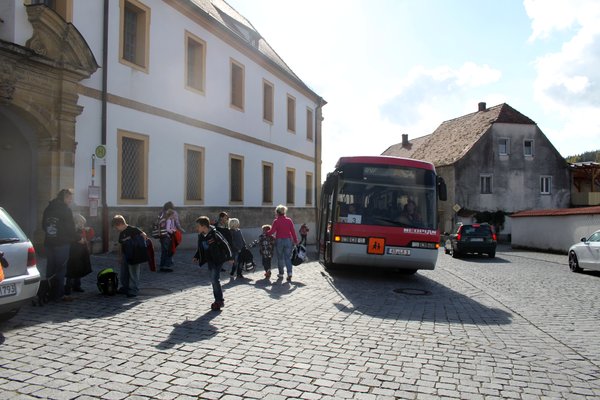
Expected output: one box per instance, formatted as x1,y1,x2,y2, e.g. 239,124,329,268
299,223,309,247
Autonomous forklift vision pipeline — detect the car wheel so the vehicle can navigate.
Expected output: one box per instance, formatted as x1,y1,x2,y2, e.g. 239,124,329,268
488,251,495,258
569,251,582,273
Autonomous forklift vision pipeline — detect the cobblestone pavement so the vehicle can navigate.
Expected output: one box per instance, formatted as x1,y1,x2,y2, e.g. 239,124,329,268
1,244,599,399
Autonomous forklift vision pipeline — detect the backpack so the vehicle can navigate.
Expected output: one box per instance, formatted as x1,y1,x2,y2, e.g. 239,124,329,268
124,230,149,265
211,230,233,264
151,214,167,239
97,268,119,296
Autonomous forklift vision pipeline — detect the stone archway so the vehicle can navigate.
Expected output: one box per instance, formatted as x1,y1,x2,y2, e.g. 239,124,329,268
0,4,97,243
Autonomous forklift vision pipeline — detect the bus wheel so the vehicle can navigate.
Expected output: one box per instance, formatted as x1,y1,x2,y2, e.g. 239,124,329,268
398,269,417,275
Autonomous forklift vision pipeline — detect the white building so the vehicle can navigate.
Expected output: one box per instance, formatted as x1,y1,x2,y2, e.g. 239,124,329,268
0,0,325,249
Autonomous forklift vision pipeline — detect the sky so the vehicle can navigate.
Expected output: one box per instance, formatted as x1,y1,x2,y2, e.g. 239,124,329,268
226,0,600,175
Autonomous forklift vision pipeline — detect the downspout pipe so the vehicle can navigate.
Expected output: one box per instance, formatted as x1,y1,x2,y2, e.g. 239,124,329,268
101,0,109,252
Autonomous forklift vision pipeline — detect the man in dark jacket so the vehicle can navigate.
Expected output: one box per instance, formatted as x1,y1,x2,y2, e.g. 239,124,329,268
193,216,231,311
42,188,78,301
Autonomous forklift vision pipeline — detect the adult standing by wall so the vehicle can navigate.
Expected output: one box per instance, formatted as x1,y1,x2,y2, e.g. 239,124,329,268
42,188,79,302
267,205,298,282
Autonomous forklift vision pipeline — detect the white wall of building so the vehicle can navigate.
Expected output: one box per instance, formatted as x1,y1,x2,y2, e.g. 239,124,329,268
511,214,600,253
69,0,319,209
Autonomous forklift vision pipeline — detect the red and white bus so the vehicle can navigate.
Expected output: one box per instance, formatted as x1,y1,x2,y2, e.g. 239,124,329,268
318,156,447,273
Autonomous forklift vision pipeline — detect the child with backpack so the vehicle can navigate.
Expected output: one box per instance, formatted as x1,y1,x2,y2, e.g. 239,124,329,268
193,216,232,311
228,218,247,278
112,214,148,298
256,224,275,278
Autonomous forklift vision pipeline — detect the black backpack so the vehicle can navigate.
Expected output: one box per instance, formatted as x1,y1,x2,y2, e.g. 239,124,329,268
211,230,233,264
97,268,119,296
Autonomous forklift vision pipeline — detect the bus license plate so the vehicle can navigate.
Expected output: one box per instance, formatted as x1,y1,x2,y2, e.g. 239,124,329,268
387,248,411,256
0,282,17,298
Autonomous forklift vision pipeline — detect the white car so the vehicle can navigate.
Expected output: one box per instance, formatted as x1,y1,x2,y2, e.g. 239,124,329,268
0,207,41,320
568,230,600,273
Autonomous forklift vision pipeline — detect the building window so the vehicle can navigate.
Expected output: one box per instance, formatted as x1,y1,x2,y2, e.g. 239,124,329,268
524,139,534,157
286,168,295,205
262,162,273,204
305,173,313,206
231,60,245,110
480,174,492,194
263,80,274,123
118,130,148,204
29,0,73,21
185,144,204,203
185,32,206,93
230,155,244,203
306,108,314,141
287,94,296,132
120,0,150,72
499,138,510,155
540,176,552,194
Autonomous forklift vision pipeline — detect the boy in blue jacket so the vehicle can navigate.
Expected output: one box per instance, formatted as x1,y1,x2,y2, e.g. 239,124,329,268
112,215,147,298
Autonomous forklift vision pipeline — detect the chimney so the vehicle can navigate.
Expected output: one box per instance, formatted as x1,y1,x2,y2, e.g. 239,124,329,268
478,102,487,111
402,134,409,147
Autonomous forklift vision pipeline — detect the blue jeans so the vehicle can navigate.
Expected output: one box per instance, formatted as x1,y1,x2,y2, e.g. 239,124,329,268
120,258,141,296
207,261,224,303
159,236,173,267
275,238,293,276
45,244,70,299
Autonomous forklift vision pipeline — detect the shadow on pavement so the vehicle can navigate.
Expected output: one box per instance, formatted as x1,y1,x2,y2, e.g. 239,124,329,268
321,264,512,325
156,310,220,349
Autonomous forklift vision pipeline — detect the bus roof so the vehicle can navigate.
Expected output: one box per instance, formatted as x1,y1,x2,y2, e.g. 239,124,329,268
335,156,436,171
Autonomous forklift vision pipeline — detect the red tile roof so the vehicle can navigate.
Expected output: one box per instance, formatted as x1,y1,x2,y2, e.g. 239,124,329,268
511,206,600,217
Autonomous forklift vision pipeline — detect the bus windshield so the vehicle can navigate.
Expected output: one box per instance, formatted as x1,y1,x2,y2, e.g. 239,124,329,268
335,166,437,230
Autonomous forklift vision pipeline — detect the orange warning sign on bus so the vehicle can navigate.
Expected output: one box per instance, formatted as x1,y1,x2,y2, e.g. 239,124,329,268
367,237,385,255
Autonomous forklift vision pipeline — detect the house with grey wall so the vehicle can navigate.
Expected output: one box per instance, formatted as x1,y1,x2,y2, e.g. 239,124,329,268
383,102,570,237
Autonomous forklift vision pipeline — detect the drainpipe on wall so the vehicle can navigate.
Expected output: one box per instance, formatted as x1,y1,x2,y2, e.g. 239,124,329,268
101,0,109,252
314,97,326,227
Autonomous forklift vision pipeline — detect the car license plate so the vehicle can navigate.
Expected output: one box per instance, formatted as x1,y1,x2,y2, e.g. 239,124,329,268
471,238,484,242
0,282,17,298
387,247,411,256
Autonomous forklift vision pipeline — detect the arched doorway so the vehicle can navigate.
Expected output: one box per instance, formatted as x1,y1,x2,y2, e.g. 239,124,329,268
0,107,37,237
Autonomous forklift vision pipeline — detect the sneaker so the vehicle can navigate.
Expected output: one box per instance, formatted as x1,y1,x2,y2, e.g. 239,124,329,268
159,268,173,273
264,271,271,278
210,301,224,311
277,274,284,278
230,271,234,276
287,276,292,282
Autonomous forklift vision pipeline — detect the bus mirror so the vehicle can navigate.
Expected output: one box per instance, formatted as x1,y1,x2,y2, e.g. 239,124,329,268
437,176,447,201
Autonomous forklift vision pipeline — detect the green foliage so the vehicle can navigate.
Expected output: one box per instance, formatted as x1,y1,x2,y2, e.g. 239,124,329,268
474,210,505,231
566,150,600,163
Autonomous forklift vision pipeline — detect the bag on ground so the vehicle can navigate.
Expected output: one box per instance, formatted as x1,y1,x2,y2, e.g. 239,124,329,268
97,268,119,296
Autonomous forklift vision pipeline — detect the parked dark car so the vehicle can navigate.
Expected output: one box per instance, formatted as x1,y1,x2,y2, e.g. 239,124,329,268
444,223,497,258
0,207,40,321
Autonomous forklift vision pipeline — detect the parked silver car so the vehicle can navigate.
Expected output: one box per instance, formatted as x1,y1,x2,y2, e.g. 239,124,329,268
0,207,41,320
568,230,600,273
